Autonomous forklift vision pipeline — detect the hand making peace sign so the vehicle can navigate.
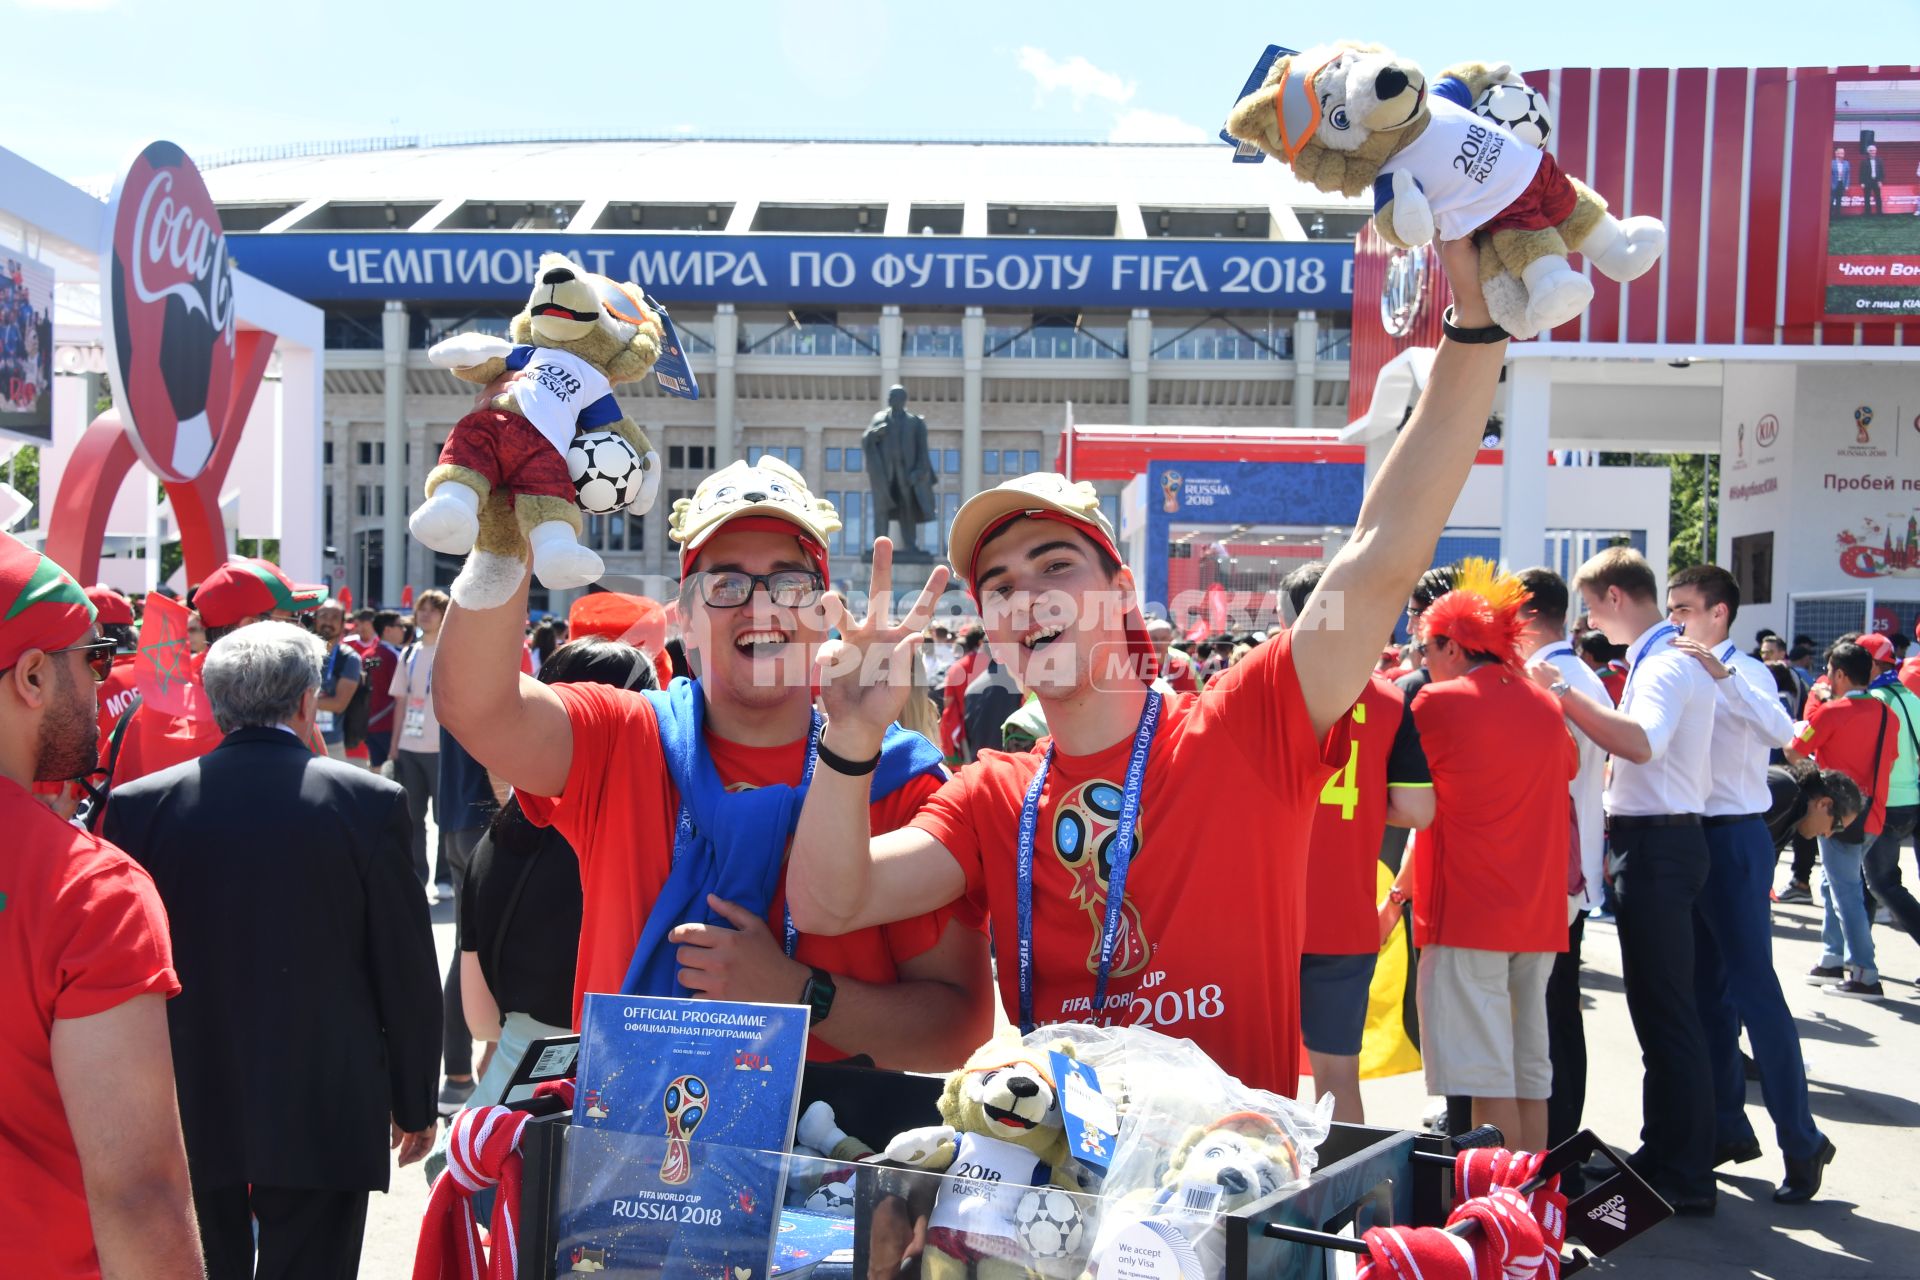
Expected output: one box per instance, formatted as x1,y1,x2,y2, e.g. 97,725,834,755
814,537,950,759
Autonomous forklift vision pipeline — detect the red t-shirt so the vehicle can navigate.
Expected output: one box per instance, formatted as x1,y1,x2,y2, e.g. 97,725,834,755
1303,672,1429,955
1798,692,1901,836
1408,665,1575,953
1162,651,1201,694
347,638,400,733
940,649,985,758
1900,655,1920,699
1598,663,1627,707
517,683,968,1058
96,654,141,744
909,630,1347,1095
0,777,179,1280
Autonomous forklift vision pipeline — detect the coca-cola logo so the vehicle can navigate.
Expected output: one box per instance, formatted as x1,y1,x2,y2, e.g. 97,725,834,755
101,141,236,484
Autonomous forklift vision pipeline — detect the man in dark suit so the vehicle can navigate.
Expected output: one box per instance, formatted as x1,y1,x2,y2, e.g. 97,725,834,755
1831,148,1851,213
1863,145,1885,215
104,621,442,1280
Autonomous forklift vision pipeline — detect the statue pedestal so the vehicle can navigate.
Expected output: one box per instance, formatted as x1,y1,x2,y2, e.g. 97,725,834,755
845,550,959,611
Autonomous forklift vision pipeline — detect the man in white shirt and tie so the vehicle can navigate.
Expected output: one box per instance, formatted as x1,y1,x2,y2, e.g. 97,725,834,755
1529,547,1718,1214
1665,566,1835,1205
1516,568,1608,1193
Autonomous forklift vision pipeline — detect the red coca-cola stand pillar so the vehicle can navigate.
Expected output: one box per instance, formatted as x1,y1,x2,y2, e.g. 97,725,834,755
43,141,272,586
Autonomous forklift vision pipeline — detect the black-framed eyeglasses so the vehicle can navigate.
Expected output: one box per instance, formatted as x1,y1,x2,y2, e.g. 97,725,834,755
17,637,118,684
689,570,825,609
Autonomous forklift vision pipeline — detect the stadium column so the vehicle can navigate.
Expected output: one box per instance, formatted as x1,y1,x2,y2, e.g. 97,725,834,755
1292,311,1318,431
879,305,903,390
713,304,738,466
961,306,984,496
1500,358,1550,571
382,301,408,606
1127,309,1151,427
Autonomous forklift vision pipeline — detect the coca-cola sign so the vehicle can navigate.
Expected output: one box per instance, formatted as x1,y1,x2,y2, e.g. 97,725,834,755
101,141,236,483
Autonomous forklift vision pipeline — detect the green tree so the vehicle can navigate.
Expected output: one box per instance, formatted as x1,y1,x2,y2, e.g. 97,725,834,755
1597,452,1716,572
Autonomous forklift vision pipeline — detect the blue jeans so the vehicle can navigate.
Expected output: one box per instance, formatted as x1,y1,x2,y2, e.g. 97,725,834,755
1695,819,1822,1159
1818,835,1877,981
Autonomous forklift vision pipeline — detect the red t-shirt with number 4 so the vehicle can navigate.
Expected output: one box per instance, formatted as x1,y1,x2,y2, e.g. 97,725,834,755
517,682,970,1059
910,629,1349,1095
1304,673,1431,955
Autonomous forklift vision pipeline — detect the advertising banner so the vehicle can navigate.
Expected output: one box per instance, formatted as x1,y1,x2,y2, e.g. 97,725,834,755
224,231,1355,312
1821,78,1920,320
0,250,54,445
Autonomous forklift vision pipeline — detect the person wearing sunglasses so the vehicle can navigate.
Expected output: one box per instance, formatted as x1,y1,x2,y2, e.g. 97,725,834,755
436,456,993,1071
0,532,204,1279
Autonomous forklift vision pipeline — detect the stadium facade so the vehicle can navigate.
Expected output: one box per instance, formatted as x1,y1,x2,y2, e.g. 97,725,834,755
203,136,1372,609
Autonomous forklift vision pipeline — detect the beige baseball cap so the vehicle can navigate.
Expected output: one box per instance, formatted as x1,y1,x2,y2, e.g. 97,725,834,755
668,457,843,582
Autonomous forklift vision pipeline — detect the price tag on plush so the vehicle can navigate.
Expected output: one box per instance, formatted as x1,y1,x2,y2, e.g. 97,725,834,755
1050,1051,1118,1174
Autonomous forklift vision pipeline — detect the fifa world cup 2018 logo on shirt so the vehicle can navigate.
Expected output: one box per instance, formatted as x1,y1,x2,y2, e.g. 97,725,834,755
659,1074,708,1185
1053,780,1152,984
1161,471,1182,514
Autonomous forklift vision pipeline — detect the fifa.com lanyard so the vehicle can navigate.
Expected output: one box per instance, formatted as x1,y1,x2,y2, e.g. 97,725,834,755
777,711,824,960
1622,623,1681,705
1015,690,1162,1034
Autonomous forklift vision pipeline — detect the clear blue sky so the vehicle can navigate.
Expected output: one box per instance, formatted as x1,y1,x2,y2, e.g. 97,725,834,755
10,0,1918,183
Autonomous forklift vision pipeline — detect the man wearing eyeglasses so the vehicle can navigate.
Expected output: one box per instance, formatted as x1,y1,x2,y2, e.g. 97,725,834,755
0,532,203,1279
436,457,993,1070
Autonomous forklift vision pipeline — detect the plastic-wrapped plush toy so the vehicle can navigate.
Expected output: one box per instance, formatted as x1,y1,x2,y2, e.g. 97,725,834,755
878,1039,1090,1280
789,1101,874,1216
409,251,664,608
1225,43,1666,338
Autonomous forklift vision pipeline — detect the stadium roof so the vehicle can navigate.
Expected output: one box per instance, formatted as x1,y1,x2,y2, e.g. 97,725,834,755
198,136,1369,238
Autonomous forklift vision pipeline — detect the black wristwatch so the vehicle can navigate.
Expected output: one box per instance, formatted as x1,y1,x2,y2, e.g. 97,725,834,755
1441,305,1510,344
800,967,837,1025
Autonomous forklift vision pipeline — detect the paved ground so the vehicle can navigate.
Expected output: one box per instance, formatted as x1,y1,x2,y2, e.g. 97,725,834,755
358,891,1920,1278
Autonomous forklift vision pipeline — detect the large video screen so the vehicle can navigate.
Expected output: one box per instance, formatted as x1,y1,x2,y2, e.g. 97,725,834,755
1825,78,1920,320
0,250,53,444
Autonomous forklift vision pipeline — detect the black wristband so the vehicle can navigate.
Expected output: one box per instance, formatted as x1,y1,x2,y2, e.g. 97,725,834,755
816,737,880,776
1442,305,1510,344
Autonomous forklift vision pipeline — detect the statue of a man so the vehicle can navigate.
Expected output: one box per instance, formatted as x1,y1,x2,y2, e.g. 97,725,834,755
862,384,937,555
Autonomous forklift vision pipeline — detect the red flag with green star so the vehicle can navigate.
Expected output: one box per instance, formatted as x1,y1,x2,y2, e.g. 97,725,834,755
135,591,208,720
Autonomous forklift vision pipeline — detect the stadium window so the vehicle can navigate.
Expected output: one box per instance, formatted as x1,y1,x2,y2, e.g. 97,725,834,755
669,445,685,469
843,490,864,550
825,448,841,472
844,449,862,473
825,491,842,555
983,450,1000,476
748,446,765,464
323,441,333,467
625,514,646,551
323,485,333,542
1002,449,1020,474
945,449,960,476
698,446,715,469
786,446,804,469
1022,450,1040,472
929,451,941,476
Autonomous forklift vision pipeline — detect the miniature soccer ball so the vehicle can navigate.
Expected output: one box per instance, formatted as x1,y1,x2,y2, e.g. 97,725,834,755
1013,1188,1084,1262
1474,82,1553,150
805,1175,857,1216
568,430,646,515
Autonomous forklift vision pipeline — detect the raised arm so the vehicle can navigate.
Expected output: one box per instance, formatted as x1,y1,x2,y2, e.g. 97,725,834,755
433,565,574,796
789,540,968,935
1293,240,1509,739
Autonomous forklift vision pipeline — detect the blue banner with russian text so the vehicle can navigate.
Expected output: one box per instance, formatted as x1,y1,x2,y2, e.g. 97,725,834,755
225,232,1354,310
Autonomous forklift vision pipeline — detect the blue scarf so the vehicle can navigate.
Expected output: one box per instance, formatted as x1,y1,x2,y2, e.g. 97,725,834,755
619,677,946,997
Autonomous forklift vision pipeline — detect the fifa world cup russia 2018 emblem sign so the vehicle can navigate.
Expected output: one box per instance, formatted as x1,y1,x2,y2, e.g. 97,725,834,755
1161,471,1182,514
659,1074,708,1185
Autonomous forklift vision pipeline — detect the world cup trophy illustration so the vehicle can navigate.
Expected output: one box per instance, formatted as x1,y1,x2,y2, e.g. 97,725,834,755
659,1074,708,1185
1054,780,1151,993
1161,470,1182,514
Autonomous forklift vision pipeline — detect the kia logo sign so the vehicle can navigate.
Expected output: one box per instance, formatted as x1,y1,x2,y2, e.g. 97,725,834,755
101,141,236,484
1756,414,1780,449
1380,245,1429,339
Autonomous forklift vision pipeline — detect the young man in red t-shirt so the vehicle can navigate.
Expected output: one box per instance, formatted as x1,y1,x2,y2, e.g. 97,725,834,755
1285,562,1433,1122
436,457,993,1069
0,534,201,1279
1400,566,1577,1152
1787,640,1901,999
787,242,1509,1095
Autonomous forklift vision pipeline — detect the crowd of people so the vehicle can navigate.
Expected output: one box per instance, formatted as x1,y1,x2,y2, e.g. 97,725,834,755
1,257,47,414
4,245,1914,1277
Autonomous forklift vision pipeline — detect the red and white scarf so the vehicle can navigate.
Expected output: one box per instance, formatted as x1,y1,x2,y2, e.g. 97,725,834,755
414,1080,575,1280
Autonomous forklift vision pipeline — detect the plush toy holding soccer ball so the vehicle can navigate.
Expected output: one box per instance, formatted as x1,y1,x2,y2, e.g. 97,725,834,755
411,250,663,608
1226,43,1666,338
1013,1188,1085,1262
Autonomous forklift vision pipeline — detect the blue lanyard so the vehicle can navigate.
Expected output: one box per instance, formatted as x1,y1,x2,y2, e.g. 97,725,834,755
1719,641,1738,664
780,711,824,960
1015,690,1162,1034
1623,624,1680,704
